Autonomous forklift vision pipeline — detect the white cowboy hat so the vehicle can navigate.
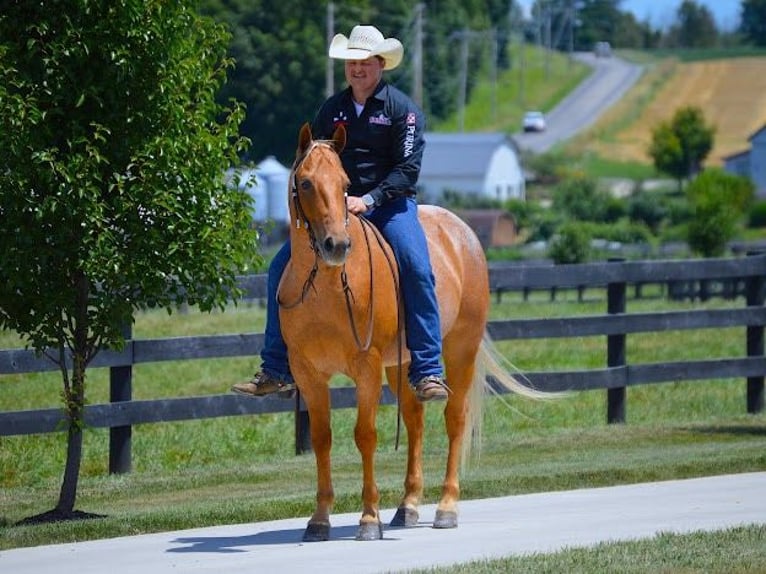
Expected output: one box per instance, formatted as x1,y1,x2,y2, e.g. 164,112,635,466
328,25,403,71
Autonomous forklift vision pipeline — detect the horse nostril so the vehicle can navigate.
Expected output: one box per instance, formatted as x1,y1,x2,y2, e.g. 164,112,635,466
323,237,335,253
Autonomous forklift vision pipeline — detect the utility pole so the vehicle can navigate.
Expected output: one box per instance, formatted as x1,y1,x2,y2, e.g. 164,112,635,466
413,3,425,107
325,2,335,99
490,27,497,124
457,29,469,132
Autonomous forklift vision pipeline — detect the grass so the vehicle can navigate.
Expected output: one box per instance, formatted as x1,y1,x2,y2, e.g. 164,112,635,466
410,525,766,573
433,43,591,134
1,290,765,559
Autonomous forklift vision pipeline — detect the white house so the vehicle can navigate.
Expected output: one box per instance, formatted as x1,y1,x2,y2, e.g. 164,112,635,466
418,132,525,204
723,123,766,197
228,156,291,224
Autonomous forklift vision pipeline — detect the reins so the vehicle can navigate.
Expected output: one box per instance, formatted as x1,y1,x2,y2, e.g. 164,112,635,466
278,138,407,449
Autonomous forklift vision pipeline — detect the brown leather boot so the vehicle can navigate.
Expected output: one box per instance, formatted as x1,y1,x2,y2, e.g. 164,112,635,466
231,372,295,398
412,375,449,402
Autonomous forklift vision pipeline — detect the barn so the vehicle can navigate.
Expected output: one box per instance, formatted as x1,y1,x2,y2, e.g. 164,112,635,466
723,123,766,197
418,132,526,204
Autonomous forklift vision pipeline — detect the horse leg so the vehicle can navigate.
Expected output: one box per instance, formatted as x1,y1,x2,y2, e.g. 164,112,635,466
296,370,334,542
386,365,425,528
434,354,476,529
354,373,384,540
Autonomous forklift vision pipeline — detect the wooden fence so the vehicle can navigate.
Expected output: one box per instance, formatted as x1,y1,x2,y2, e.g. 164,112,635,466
1,254,765,474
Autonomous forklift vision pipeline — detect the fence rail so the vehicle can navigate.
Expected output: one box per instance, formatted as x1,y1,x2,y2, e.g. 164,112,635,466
1,254,765,472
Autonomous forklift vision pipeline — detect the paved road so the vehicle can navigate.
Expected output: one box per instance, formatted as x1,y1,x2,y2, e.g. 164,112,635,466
513,53,644,154
3,472,765,573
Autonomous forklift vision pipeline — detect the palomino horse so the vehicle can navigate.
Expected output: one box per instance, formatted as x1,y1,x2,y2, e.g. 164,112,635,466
280,123,538,542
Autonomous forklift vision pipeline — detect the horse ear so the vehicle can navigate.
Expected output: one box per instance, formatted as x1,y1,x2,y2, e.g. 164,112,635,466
298,122,313,155
332,124,346,153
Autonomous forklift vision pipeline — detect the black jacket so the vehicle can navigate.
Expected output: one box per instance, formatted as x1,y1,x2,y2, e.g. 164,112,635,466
312,80,425,207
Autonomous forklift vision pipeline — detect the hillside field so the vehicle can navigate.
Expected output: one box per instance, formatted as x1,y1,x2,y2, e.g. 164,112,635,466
574,56,766,166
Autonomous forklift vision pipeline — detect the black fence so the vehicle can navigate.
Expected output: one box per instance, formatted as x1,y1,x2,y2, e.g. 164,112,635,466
1,254,764,474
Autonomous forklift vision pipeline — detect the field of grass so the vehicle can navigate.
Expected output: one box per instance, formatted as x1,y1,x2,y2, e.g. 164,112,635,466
1,290,765,561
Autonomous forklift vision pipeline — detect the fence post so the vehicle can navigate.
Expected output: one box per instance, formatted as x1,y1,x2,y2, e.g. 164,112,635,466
607,258,626,424
294,390,312,455
746,252,765,414
109,322,133,474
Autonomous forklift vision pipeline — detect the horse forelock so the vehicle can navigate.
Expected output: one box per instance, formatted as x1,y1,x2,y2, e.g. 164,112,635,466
295,140,349,189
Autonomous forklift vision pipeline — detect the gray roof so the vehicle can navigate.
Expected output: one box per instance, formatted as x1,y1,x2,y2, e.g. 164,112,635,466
421,132,516,177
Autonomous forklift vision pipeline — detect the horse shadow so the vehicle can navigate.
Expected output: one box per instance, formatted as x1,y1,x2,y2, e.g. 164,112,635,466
167,521,427,553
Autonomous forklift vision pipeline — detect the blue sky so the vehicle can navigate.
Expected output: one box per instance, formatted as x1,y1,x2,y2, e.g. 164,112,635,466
516,0,742,30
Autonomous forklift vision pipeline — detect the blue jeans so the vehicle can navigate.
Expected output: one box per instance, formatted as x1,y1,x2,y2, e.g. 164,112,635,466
260,196,443,384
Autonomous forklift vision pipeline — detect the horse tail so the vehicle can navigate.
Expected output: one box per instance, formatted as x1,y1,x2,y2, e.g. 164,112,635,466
461,331,564,467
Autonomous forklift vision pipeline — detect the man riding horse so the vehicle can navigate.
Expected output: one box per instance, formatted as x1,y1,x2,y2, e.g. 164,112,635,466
233,25,448,402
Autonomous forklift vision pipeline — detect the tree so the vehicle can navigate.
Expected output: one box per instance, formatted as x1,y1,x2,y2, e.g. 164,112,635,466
552,174,614,222
548,221,591,264
740,0,766,46
670,0,718,48
648,106,715,190
0,1,259,522
686,168,755,257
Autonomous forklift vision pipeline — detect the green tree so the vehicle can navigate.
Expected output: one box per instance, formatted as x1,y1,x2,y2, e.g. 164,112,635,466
548,221,591,264
686,168,755,257
670,0,718,48
552,175,615,222
648,106,715,190
740,0,766,46
0,1,259,521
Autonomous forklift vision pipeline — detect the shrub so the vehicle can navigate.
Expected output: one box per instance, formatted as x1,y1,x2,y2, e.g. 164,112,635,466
748,201,766,228
548,222,591,264
552,175,615,223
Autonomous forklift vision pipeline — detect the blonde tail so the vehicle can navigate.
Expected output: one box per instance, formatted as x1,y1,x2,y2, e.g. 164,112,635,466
461,331,565,468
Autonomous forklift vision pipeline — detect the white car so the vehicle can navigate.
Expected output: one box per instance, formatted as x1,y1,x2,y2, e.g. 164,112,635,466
523,111,546,132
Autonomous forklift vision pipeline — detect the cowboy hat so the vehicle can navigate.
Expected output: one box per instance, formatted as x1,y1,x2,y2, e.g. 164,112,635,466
328,25,403,71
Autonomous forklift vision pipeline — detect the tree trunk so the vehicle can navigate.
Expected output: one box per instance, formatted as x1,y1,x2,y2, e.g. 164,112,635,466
55,270,90,515
56,412,83,514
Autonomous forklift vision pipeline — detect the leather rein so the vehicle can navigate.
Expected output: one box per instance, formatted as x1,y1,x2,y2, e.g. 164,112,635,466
278,139,406,448
277,141,400,353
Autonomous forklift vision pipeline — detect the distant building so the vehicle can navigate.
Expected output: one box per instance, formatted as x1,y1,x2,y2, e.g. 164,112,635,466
454,209,518,249
228,156,291,224
418,132,525,204
723,123,766,197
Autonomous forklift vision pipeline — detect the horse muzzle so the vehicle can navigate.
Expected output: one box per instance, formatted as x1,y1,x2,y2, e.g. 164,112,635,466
318,234,351,266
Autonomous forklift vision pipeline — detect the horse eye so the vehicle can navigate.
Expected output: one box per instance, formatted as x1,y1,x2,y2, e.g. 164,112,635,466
300,179,313,191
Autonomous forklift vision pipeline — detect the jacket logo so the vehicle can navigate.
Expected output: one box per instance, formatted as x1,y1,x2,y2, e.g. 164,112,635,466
369,113,392,126
404,112,417,157
333,110,349,127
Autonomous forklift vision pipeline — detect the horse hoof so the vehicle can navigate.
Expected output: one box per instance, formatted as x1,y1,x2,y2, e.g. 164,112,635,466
433,510,458,529
389,506,419,527
355,522,383,541
303,521,330,542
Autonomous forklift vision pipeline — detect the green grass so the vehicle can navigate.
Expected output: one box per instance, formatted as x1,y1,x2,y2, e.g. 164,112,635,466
1,291,765,558
410,525,766,573
433,44,590,134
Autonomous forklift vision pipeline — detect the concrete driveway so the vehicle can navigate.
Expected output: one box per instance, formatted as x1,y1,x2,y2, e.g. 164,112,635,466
2,472,765,573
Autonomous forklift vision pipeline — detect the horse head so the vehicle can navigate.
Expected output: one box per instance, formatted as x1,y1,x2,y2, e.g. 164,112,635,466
291,123,351,266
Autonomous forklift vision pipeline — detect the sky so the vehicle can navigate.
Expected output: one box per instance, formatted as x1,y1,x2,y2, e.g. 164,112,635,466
516,0,742,31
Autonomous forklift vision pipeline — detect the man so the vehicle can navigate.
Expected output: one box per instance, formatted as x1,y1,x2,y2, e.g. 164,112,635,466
232,25,447,402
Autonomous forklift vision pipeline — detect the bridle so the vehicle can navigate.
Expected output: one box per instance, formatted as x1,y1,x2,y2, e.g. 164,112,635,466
278,140,399,354
279,137,406,447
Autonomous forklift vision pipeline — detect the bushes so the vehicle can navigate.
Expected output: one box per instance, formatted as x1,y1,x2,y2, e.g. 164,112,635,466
749,201,766,228
685,168,754,256
548,222,591,263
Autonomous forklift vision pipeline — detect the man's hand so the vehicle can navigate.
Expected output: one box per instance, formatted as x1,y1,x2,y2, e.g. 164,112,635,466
347,195,369,215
